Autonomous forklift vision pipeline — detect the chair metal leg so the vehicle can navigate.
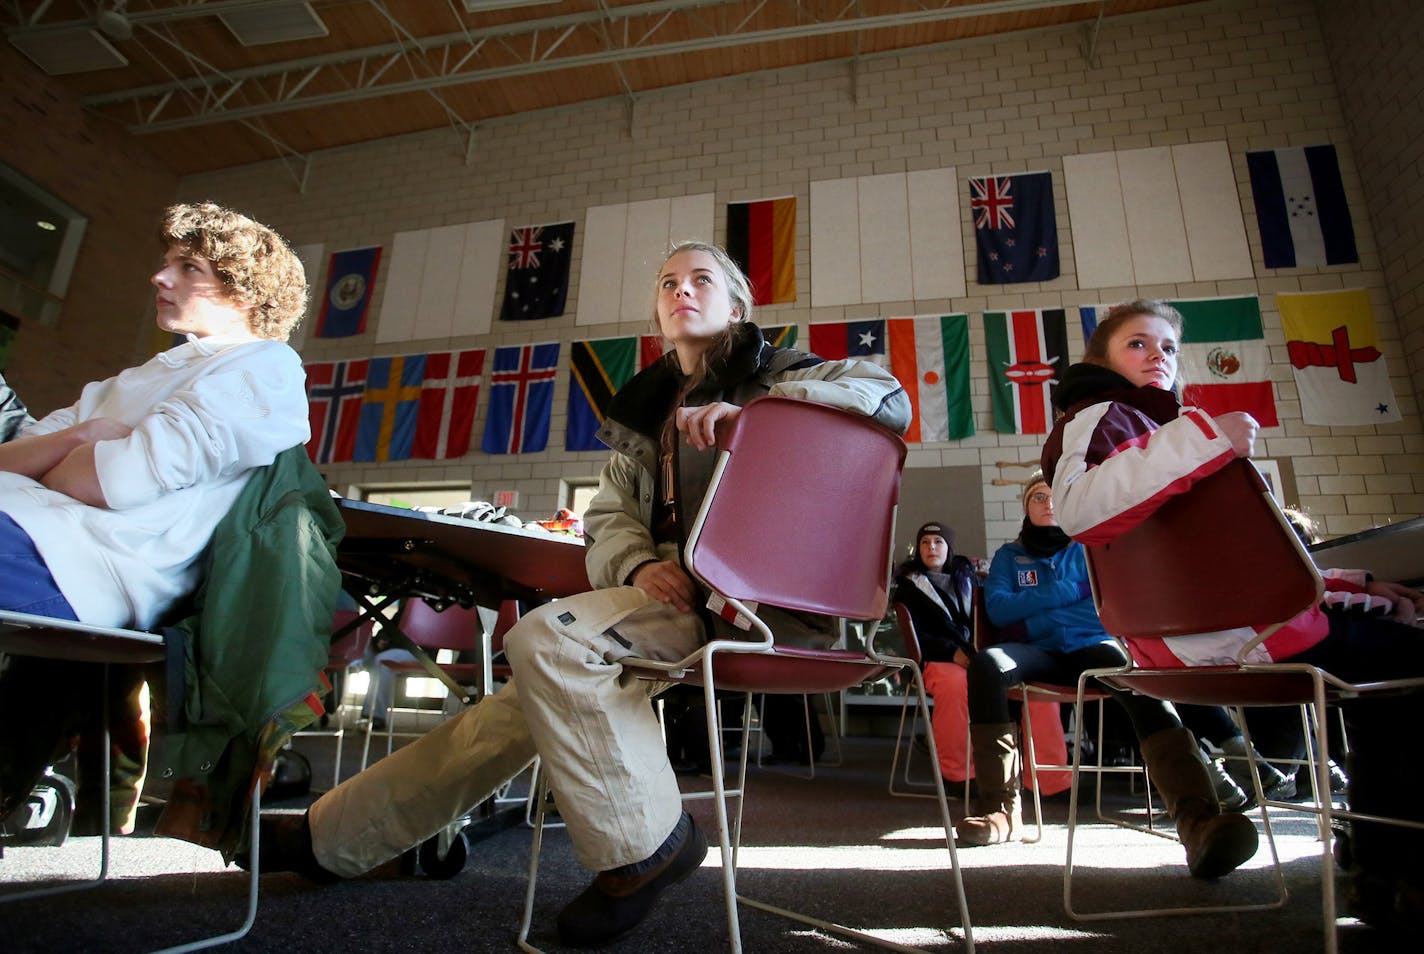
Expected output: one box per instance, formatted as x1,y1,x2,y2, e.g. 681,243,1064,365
887,686,937,797
1063,668,1289,925
516,772,553,954
731,658,975,953
147,786,262,954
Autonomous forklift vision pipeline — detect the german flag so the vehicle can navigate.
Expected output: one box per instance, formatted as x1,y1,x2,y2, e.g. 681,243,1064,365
726,197,796,306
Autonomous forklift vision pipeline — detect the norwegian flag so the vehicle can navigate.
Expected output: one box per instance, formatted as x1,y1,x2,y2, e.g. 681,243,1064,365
967,171,1059,285
481,342,561,454
305,358,368,464
500,221,574,321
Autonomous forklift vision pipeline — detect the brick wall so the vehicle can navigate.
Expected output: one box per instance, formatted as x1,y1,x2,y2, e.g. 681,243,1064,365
0,45,177,415
178,0,1423,549
1317,0,1424,423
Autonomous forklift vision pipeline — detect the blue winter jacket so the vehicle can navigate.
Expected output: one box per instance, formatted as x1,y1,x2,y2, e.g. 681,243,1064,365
983,539,1111,654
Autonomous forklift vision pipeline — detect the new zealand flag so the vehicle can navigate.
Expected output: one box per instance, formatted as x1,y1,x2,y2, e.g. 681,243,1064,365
969,171,1059,285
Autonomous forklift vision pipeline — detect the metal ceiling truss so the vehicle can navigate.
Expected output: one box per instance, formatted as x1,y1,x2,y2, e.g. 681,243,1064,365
6,0,1097,135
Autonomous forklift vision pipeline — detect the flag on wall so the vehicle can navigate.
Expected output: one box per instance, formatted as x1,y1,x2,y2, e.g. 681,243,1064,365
483,342,561,454
968,171,1059,284
886,315,974,442
1077,304,1106,344
808,319,889,364
1062,142,1252,287
761,324,798,348
1176,297,1278,427
1277,289,1400,425
567,337,640,451
305,359,368,464
354,354,426,462
640,334,666,368
1246,145,1358,269
500,222,575,321
726,197,797,305
413,349,485,459
317,246,382,338
984,309,1068,434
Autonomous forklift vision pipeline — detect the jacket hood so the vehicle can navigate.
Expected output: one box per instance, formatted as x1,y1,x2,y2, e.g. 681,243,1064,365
603,321,770,440
1053,361,1182,426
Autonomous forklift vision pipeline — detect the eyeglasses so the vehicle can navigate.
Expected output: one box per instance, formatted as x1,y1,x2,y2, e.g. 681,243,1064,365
1027,492,1051,505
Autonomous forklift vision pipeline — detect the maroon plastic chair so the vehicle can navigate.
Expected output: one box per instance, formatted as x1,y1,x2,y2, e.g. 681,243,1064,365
292,609,374,786
360,599,488,769
517,395,972,954
1062,459,1420,953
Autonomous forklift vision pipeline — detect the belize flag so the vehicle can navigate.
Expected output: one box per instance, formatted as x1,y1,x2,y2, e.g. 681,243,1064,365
316,246,381,338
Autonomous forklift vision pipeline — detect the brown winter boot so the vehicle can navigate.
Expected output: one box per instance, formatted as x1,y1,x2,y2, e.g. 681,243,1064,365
1140,727,1258,878
954,722,1022,847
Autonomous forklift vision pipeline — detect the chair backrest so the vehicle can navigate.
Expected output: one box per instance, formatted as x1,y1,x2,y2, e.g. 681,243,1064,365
685,395,908,621
397,599,486,653
327,609,374,666
891,602,923,667
1084,459,1323,640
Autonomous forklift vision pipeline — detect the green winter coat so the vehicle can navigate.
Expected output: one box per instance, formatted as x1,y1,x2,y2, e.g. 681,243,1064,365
152,445,344,858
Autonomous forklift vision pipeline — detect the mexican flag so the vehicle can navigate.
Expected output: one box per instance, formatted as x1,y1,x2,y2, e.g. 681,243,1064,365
984,308,1068,434
886,314,974,442
1176,296,1278,427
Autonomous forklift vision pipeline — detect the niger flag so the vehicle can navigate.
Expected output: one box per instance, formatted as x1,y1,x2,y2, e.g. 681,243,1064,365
727,198,796,306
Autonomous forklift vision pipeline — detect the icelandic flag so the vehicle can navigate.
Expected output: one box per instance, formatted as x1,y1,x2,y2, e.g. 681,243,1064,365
968,171,1059,284
354,354,425,462
317,246,381,338
1246,145,1358,269
482,342,561,454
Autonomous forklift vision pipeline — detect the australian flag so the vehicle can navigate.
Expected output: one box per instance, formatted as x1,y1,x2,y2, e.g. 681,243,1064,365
500,221,575,321
969,171,1059,285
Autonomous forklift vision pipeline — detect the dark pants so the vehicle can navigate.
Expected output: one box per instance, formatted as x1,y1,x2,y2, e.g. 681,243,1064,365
1283,612,1424,880
966,640,1181,742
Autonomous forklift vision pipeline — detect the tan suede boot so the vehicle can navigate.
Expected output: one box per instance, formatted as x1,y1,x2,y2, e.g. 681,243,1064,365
1140,727,1259,878
954,722,1023,847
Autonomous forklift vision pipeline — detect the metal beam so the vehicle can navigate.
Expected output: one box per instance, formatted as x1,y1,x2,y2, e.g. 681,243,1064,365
66,0,1100,133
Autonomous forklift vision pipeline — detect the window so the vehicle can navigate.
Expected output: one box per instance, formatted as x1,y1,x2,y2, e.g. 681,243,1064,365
356,483,471,510
0,163,87,328
562,477,599,519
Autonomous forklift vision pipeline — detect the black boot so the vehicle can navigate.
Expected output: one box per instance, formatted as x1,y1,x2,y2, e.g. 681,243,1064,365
235,812,341,883
556,811,708,948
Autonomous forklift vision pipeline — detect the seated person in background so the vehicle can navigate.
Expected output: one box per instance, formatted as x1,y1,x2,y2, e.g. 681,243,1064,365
0,201,311,832
251,242,911,949
1043,298,1424,925
896,518,1068,795
959,472,1267,882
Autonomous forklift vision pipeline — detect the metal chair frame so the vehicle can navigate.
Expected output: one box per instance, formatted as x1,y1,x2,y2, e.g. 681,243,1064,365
515,396,973,954
0,609,263,954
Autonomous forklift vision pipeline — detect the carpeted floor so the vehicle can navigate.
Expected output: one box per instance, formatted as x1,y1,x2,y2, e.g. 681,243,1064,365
0,727,1390,954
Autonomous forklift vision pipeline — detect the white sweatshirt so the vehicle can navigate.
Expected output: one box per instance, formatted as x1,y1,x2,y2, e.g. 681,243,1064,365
0,334,309,628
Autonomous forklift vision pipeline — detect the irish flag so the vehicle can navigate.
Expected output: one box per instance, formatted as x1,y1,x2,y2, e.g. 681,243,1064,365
886,315,974,442
726,197,796,305
1176,296,1278,427
984,308,1068,434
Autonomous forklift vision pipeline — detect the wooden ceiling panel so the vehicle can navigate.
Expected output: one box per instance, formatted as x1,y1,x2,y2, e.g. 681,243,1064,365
3,0,1210,174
